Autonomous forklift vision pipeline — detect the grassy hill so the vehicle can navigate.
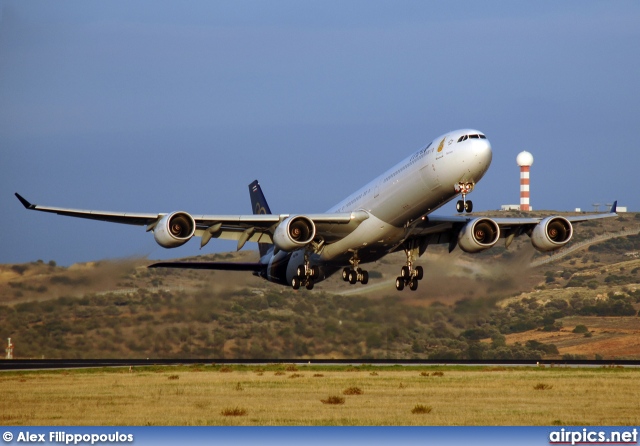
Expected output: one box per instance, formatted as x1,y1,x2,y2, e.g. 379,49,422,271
1,212,639,360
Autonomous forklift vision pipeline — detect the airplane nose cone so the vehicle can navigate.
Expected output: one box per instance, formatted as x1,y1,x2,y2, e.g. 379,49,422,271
480,139,492,167
470,138,492,173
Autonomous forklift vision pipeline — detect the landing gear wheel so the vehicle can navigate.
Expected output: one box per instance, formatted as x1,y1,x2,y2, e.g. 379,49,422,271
401,266,411,278
456,200,464,213
409,279,419,291
348,270,358,284
361,271,369,285
464,200,473,213
415,266,424,281
291,276,301,290
297,265,306,277
342,268,350,281
305,279,314,290
310,266,320,280
395,277,405,291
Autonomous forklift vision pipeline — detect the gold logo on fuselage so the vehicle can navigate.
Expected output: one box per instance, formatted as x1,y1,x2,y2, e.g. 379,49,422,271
437,137,446,153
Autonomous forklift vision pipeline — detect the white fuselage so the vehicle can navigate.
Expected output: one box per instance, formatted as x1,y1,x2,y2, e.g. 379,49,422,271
273,129,493,284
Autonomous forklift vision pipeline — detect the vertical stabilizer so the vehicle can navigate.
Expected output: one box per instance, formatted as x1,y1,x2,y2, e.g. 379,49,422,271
248,180,274,257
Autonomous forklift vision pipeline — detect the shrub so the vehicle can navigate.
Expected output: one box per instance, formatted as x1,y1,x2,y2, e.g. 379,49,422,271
343,387,363,395
11,264,28,275
533,383,553,390
411,404,433,414
167,375,179,380
572,325,589,334
321,396,345,405
221,407,247,416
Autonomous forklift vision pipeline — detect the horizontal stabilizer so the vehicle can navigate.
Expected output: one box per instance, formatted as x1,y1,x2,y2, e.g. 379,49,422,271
148,261,263,271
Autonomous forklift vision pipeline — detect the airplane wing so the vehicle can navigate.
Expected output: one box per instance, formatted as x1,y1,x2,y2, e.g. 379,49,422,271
14,193,367,250
401,201,618,254
148,261,264,271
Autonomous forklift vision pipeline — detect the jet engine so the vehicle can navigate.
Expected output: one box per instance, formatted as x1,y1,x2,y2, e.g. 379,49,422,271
458,217,500,253
153,212,196,248
531,216,572,252
272,215,316,252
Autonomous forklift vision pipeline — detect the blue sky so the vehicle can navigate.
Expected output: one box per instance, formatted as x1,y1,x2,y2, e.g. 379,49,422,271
1,1,639,266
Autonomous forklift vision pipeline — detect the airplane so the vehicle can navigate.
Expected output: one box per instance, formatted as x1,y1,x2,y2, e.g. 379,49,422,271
15,128,617,292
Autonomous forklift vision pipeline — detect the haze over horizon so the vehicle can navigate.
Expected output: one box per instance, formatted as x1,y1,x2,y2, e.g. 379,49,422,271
1,1,638,266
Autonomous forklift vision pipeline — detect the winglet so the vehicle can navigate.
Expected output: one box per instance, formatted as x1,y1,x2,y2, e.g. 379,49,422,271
609,201,617,214
15,193,35,209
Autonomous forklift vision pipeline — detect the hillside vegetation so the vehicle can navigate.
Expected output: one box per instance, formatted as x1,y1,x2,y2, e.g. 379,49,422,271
1,212,639,360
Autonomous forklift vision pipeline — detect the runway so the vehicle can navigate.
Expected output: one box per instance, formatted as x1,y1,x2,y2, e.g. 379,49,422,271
2,358,639,371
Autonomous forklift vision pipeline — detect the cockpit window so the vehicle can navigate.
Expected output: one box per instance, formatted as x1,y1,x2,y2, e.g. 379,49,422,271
458,134,486,142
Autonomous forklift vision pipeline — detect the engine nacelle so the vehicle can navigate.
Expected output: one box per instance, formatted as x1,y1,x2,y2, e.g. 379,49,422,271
272,215,316,252
153,212,196,248
458,217,500,253
531,216,573,252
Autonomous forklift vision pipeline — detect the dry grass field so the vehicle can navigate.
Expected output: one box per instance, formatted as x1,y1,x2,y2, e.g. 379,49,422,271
1,365,640,426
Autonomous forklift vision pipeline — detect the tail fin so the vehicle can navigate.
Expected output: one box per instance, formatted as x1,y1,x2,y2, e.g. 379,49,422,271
248,180,274,257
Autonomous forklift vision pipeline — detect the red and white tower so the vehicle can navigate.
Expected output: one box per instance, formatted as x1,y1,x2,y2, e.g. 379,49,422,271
516,151,534,211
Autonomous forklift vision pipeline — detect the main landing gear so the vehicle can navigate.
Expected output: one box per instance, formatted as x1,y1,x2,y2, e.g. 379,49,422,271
341,252,369,285
291,252,319,290
395,244,424,291
455,182,474,213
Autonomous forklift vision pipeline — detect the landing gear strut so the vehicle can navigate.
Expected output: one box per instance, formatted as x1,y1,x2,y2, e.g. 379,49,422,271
341,251,369,285
291,251,319,290
395,243,424,292
455,182,474,213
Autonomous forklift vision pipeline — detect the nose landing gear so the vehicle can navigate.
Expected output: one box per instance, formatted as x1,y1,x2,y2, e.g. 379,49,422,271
455,182,474,213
